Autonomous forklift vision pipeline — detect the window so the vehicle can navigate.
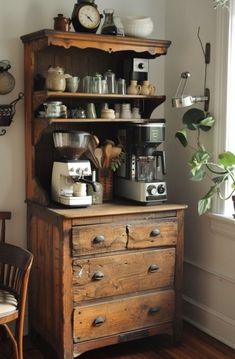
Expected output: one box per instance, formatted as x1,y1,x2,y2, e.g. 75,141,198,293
213,2,235,216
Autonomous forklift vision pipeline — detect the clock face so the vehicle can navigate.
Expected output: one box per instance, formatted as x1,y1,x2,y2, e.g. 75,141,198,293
78,5,101,30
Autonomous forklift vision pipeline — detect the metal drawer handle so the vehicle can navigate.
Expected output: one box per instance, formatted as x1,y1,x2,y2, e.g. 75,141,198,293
93,235,105,244
148,306,160,315
93,271,104,281
148,264,159,273
93,316,105,326
150,229,161,237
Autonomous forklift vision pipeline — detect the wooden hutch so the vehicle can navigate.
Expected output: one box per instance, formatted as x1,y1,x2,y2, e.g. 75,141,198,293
21,29,187,359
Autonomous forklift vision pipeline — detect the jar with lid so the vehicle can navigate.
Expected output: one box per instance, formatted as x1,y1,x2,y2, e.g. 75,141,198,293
101,9,118,35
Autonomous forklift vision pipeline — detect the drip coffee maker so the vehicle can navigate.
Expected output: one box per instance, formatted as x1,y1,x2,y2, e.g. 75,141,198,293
51,131,97,206
114,121,167,204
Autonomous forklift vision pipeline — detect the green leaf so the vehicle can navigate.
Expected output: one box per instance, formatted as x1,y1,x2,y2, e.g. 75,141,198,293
198,116,215,132
218,151,235,168
175,128,188,147
212,175,228,184
190,168,206,181
189,149,210,178
198,197,212,215
183,108,205,130
198,185,217,215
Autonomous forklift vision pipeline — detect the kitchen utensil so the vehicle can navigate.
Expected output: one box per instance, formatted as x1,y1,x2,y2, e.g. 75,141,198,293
94,148,103,167
84,135,100,168
110,146,122,160
102,142,113,168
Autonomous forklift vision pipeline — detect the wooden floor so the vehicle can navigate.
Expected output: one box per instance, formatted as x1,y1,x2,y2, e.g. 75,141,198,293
19,322,235,359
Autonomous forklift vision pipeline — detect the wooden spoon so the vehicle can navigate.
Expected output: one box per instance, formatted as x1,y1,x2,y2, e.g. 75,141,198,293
94,148,103,168
102,143,113,169
110,146,122,160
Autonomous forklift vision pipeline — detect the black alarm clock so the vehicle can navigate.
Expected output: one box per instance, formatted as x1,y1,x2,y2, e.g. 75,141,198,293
71,0,101,33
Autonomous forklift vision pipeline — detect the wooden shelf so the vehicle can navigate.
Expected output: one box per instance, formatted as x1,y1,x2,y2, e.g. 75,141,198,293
35,117,146,123
34,90,166,101
21,29,171,57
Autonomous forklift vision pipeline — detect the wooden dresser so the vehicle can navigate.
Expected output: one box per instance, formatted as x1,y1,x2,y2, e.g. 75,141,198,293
27,202,186,358
21,30,186,358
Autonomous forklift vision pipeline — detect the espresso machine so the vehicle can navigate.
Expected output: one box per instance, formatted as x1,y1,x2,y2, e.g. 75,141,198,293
114,121,167,204
51,131,97,207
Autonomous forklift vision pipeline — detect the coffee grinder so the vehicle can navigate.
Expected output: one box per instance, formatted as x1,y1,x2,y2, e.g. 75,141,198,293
114,121,167,204
51,131,97,207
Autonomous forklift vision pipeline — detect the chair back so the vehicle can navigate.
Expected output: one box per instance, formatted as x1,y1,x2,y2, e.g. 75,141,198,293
0,211,11,243
0,243,33,302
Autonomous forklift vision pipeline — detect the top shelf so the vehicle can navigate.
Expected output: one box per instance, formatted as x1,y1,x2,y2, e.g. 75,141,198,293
20,29,171,58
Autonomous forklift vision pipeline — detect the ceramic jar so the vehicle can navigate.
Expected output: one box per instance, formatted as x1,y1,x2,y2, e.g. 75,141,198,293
139,80,155,95
101,108,115,119
46,66,66,92
127,80,141,95
120,103,132,119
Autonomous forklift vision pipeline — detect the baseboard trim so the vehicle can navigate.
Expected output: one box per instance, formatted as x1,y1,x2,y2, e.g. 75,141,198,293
183,316,235,350
183,295,235,349
184,257,235,285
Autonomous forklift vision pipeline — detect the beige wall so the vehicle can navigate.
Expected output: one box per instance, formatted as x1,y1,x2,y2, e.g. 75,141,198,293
165,0,235,348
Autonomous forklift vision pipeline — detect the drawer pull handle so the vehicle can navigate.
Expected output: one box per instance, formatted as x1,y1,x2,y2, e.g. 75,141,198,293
150,229,161,237
148,264,159,273
93,316,105,326
93,271,104,281
93,235,105,244
148,306,160,315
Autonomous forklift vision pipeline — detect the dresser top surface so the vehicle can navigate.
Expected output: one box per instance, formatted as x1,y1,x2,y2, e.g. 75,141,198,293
47,202,187,219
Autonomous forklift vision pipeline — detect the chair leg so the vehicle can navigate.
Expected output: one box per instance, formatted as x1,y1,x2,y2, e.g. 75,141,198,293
2,324,19,359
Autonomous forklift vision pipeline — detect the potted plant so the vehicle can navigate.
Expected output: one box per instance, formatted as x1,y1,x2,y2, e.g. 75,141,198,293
175,108,235,216
213,0,229,9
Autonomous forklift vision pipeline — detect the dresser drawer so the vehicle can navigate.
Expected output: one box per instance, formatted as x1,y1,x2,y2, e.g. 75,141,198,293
127,219,177,248
73,290,174,342
73,248,175,302
72,224,127,255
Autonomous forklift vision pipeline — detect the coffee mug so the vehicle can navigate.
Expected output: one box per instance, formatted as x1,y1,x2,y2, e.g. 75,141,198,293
65,77,79,92
73,182,87,197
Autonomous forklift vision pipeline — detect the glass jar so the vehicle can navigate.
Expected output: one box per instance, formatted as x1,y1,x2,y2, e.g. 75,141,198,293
101,9,118,35
104,69,116,94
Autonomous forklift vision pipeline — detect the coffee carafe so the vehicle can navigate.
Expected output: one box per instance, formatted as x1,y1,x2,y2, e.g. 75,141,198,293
114,121,167,204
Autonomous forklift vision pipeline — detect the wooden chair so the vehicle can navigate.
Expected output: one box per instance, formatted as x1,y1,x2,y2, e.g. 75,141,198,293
0,211,11,243
0,243,33,359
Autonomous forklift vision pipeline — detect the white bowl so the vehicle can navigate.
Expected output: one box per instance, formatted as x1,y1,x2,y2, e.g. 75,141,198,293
122,16,154,38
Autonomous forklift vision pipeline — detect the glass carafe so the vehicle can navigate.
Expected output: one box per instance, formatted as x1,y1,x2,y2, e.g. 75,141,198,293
136,156,156,182
101,9,118,35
